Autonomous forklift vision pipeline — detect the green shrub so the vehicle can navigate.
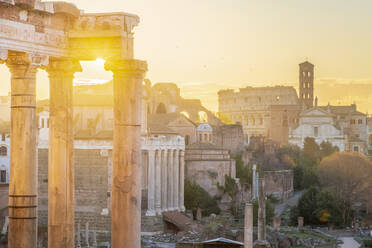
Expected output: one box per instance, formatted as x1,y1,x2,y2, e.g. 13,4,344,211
252,197,275,226
184,179,220,217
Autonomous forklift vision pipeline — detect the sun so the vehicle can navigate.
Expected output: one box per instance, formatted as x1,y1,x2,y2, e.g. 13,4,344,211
94,58,106,67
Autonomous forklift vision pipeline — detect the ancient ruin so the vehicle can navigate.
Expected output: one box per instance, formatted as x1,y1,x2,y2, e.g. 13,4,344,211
0,0,147,247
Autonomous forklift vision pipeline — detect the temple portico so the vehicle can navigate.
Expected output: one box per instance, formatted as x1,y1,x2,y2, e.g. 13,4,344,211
0,1,147,247
142,136,186,216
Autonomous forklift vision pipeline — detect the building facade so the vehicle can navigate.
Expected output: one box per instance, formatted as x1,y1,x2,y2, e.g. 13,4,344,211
218,85,299,144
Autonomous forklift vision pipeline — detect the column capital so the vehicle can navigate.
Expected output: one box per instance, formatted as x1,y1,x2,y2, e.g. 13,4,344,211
6,51,49,68
104,59,148,74
46,57,82,75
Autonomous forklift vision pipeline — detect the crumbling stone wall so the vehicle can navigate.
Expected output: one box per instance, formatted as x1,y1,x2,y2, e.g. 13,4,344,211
185,147,236,196
263,170,293,201
38,149,112,232
213,124,245,155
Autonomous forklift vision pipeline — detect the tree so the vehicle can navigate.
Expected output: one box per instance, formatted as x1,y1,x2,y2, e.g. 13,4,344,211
234,154,252,187
184,179,220,217
317,152,372,226
290,187,343,226
319,141,339,159
303,137,320,165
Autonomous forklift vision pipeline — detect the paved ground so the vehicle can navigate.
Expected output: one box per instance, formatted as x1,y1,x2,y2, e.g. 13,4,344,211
339,237,360,248
275,190,304,216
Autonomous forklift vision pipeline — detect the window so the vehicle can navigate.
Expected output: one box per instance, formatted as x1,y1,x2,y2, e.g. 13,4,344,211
0,170,5,183
1,134,5,142
351,119,356,125
353,146,359,152
41,118,44,128
358,119,363,125
204,134,208,142
0,146,7,156
314,127,319,137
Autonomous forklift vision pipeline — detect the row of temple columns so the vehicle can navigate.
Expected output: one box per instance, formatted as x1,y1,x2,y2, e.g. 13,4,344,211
147,149,185,216
5,51,147,248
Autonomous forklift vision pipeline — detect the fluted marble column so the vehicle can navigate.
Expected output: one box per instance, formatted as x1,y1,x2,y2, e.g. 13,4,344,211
7,52,38,248
167,150,174,210
173,149,180,210
47,57,81,248
146,150,156,216
105,59,147,248
179,150,185,211
155,150,162,214
161,150,168,211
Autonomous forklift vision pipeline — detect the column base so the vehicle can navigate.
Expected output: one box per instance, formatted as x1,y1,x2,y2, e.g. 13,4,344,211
180,206,186,212
167,207,175,211
146,209,156,217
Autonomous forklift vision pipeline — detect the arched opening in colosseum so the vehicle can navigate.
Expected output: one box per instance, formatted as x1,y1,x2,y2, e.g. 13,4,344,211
156,102,167,114
369,134,372,146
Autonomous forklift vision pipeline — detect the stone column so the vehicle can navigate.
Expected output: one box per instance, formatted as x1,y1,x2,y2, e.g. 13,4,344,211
179,150,185,211
244,203,253,248
173,149,180,210
155,150,162,214
161,149,168,211
46,58,81,248
146,150,156,216
7,52,38,248
258,177,266,241
168,150,174,210
105,59,147,248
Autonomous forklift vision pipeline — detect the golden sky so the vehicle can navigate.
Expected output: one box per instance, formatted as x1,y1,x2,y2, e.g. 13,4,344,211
0,0,372,113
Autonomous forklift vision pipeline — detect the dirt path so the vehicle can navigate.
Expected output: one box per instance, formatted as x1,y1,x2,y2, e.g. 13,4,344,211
339,237,360,248
275,191,304,216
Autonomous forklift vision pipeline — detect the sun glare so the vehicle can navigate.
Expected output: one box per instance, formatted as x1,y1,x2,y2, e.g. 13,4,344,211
74,58,113,86
95,58,106,67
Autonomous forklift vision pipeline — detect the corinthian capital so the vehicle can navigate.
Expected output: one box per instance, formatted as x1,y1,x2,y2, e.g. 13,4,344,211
5,52,49,67
104,59,147,74
46,58,82,75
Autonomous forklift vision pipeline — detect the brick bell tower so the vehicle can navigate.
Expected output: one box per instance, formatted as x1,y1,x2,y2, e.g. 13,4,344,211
299,61,314,109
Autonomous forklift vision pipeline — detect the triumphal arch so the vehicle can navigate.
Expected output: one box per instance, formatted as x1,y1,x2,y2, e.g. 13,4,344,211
0,1,147,247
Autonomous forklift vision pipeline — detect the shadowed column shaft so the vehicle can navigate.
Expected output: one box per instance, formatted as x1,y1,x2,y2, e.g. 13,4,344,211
244,203,253,248
179,150,185,211
173,150,180,210
105,59,147,248
258,177,266,241
47,58,81,248
7,52,38,248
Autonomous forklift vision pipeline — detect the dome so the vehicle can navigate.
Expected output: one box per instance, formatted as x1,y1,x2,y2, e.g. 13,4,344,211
197,123,213,132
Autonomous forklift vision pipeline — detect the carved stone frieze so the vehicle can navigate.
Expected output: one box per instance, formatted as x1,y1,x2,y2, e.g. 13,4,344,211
29,53,49,66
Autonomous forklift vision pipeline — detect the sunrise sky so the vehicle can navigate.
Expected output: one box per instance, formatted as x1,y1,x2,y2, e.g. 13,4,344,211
1,0,372,112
